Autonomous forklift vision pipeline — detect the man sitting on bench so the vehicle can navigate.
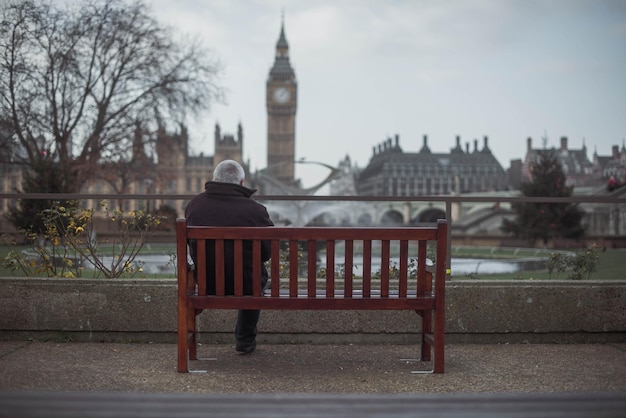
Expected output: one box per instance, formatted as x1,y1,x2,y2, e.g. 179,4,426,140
185,159,274,354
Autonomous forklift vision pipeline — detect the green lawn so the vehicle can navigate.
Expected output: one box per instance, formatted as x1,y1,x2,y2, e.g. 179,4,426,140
448,247,624,280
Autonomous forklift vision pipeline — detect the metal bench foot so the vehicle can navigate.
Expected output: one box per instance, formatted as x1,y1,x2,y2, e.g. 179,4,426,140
188,356,217,373
410,369,434,374
400,358,434,374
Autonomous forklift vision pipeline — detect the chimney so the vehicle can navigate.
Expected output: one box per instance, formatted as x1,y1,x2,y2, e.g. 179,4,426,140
560,136,568,151
420,134,431,153
527,137,532,151
215,123,221,143
456,135,461,147
395,134,399,147
483,135,489,149
474,139,478,152
465,143,469,153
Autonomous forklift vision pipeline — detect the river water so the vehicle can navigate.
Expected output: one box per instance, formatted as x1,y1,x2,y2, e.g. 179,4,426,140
90,254,544,276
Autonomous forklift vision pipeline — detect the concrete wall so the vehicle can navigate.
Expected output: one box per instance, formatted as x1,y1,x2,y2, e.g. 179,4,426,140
0,277,624,344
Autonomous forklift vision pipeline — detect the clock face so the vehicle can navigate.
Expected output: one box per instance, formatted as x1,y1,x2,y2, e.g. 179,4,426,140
273,87,290,104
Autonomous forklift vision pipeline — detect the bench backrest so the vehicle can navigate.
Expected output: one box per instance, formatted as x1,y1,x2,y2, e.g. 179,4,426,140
176,218,448,301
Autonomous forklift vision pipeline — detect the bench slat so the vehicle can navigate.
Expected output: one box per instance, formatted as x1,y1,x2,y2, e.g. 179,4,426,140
289,240,298,297
363,240,372,297
271,240,280,297
186,226,440,241
417,240,427,296
381,240,390,298
253,240,262,296
399,240,408,298
189,294,436,311
307,240,316,297
197,239,207,296
214,240,224,296
326,240,335,297
234,239,243,296
344,240,353,298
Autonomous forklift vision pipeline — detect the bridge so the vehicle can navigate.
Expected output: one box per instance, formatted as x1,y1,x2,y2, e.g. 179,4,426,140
258,185,625,239
251,160,624,236
261,198,448,226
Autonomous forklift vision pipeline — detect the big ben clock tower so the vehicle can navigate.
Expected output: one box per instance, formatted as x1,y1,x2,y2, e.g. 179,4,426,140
266,16,297,185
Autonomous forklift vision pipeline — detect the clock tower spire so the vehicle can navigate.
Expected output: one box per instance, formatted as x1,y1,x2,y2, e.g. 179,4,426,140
266,14,297,185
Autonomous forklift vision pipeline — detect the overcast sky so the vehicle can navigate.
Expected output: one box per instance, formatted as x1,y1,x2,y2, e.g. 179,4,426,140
148,0,626,188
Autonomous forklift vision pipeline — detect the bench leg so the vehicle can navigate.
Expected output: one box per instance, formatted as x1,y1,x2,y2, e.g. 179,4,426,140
177,304,189,373
178,306,200,372
413,309,432,362
433,307,445,373
416,309,431,362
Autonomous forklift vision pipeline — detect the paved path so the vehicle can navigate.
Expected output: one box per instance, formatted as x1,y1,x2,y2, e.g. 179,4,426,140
1,341,625,393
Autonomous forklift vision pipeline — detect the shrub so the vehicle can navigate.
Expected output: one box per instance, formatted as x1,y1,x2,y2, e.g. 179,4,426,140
2,201,164,278
546,246,600,280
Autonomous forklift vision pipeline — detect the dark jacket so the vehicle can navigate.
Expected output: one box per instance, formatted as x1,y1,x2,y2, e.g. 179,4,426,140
185,181,274,295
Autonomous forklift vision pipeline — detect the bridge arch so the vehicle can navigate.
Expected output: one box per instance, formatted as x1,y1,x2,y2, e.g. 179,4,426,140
356,212,373,226
379,209,404,226
412,207,446,224
308,210,352,226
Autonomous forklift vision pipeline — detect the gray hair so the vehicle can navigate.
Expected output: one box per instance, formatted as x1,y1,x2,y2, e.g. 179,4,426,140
213,160,245,184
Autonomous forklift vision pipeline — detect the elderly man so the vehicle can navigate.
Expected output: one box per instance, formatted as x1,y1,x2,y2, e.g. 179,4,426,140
185,160,273,354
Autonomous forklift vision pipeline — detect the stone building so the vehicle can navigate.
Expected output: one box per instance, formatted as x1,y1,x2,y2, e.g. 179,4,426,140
79,122,244,216
0,163,20,218
593,143,626,186
154,123,245,214
521,136,595,187
356,135,507,196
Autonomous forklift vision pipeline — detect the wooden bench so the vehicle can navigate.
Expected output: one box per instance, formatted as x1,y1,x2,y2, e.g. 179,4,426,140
176,218,448,373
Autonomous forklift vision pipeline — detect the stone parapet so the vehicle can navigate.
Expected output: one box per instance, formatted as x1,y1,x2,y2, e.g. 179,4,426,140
0,278,624,344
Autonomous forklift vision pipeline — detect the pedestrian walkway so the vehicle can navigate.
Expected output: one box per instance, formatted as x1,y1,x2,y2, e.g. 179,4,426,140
1,341,625,393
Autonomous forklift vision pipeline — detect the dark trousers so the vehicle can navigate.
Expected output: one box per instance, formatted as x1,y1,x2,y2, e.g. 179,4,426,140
234,275,268,344
235,309,260,344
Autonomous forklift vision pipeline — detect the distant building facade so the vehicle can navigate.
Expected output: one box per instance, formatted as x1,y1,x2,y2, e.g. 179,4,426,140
593,143,626,186
521,136,595,187
0,163,20,217
356,135,507,196
80,123,245,215
0,122,244,228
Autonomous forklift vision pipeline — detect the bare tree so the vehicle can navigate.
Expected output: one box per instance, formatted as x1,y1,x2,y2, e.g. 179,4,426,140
0,0,222,191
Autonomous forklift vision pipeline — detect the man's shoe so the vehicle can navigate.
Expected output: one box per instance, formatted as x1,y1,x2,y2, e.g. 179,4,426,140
235,340,256,354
